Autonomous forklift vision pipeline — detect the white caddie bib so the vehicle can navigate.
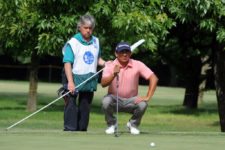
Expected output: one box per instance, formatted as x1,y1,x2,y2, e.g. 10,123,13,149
67,37,99,75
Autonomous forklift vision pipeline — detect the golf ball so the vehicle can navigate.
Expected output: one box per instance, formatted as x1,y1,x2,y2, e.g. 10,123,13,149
150,142,155,147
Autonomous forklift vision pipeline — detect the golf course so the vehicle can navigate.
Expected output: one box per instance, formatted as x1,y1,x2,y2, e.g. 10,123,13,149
0,80,224,150
1,1,225,149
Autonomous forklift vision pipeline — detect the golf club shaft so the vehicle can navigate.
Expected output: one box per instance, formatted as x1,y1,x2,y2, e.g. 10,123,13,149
6,68,104,130
6,90,70,130
115,75,119,137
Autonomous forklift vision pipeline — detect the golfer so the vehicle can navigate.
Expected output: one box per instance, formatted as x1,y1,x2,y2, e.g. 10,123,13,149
101,42,158,135
61,14,105,131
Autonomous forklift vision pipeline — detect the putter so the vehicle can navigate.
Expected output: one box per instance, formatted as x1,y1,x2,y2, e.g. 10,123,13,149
6,39,145,130
114,74,119,137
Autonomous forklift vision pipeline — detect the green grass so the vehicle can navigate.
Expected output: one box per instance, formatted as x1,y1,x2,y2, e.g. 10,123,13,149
0,80,224,150
1,132,225,150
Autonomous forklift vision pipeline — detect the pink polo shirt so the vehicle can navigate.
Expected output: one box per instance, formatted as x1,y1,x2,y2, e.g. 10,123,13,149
102,59,154,98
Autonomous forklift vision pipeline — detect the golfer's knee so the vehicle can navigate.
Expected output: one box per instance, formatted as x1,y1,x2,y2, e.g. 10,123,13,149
138,101,148,111
102,96,113,110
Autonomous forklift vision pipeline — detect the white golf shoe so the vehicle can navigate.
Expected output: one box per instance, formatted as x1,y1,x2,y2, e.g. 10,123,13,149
127,122,140,135
105,125,116,134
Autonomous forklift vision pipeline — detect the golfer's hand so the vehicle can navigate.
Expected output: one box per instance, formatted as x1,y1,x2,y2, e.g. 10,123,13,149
134,96,149,104
67,82,75,94
113,65,120,76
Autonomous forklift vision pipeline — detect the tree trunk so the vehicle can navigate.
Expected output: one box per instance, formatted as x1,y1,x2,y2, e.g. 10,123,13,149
198,56,211,104
214,49,225,132
169,65,178,86
183,78,200,109
183,57,202,109
27,50,39,112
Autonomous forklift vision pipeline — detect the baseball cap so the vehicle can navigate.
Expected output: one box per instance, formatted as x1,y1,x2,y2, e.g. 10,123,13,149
115,42,131,52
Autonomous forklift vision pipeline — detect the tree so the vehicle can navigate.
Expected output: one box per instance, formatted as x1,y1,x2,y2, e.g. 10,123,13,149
158,0,214,109
0,0,90,111
90,0,174,59
160,21,211,109
165,0,225,131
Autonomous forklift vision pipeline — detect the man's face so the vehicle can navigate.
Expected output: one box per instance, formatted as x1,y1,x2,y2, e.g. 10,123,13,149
79,24,93,41
115,50,131,63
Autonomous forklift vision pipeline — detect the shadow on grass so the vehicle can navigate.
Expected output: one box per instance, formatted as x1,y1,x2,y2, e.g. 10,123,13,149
151,104,218,116
0,92,218,116
14,100,102,114
211,121,220,127
0,102,218,116
170,107,218,116
0,98,103,115
36,100,103,114
0,107,25,111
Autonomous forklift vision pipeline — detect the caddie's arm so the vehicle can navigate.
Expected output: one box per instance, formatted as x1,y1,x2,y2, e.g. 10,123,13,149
98,57,106,67
64,63,75,93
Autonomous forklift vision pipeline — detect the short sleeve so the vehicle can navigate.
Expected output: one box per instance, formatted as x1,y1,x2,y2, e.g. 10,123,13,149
138,61,153,80
63,44,74,63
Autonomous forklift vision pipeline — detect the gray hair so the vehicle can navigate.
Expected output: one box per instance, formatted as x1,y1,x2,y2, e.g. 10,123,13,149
77,14,96,32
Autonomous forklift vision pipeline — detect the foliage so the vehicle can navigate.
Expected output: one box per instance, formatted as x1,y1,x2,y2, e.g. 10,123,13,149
0,0,175,63
0,0,90,59
157,0,225,78
168,0,225,44
91,0,175,56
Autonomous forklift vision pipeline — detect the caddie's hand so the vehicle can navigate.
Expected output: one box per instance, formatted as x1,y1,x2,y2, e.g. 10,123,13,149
134,96,149,104
113,65,120,76
67,82,75,94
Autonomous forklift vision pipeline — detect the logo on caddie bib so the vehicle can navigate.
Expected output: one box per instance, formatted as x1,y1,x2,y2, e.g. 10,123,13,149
83,51,94,64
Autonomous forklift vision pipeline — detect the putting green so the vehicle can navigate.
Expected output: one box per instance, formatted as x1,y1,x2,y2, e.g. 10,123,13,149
0,130,225,150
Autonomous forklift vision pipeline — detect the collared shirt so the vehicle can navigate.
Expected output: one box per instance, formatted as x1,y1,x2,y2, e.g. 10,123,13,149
102,59,154,98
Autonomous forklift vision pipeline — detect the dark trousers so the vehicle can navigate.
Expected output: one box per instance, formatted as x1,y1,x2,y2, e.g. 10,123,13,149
64,91,94,131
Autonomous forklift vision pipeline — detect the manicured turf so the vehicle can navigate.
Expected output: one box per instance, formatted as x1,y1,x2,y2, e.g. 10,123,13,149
1,131,225,150
0,80,224,150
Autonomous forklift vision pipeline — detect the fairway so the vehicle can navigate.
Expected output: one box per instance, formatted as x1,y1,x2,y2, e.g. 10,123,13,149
0,80,224,150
